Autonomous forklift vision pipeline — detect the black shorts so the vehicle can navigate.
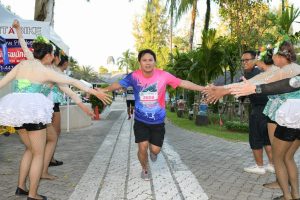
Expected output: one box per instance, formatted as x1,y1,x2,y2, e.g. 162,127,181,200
133,119,165,147
274,125,300,142
249,106,270,149
15,122,47,131
53,103,60,112
126,100,135,108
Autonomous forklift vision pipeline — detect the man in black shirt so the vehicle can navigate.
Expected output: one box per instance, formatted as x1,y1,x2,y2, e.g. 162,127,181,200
241,50,273,175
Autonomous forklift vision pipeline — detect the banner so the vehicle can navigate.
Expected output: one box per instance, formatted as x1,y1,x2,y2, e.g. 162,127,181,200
0,39,33,72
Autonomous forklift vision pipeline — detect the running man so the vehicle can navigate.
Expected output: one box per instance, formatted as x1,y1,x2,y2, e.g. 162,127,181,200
100,49,204,180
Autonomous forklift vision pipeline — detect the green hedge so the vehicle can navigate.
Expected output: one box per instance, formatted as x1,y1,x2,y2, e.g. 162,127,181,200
224,121,249,133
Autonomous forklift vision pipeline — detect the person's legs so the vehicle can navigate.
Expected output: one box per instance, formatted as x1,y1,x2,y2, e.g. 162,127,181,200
284,140,300,199
126,101,131,119
27,128,47,199
50,111,63,165
244,112,267,174
273,137,293,200
148,122,165,162
264,122,280,189
138,141,149,171
41,124,58,180
17,129,32,192
268,123,277,145
130,101,135,115
252,149,264,166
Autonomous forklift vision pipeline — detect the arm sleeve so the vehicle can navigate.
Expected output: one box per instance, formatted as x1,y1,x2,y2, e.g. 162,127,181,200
260,76,300,95
119,74,132,88
165,72,181,88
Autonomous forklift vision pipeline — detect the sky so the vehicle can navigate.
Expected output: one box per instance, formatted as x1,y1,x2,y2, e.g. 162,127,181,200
1,0,300,71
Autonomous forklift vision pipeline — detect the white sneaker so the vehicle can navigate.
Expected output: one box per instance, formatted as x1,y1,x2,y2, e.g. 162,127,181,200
265,164,275,173
244,165,266,175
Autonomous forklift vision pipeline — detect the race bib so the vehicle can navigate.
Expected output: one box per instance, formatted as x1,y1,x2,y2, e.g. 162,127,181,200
139,91,158,105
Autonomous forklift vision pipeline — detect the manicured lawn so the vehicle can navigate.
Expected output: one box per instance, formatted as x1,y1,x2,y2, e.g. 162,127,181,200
166,111,249,142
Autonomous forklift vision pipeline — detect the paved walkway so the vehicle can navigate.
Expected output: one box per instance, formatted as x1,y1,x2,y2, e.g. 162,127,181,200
1,97,299,200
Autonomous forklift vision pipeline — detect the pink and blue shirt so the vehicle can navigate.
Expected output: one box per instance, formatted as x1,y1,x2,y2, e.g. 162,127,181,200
119,69,181,124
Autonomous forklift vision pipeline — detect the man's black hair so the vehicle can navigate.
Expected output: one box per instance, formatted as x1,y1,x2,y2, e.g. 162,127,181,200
138,49,157,62
242,50,256,59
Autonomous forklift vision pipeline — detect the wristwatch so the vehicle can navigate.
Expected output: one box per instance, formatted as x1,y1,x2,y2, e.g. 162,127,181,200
255,85,262,94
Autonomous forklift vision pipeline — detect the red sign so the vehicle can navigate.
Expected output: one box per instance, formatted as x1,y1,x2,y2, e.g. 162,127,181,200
0,48,33,64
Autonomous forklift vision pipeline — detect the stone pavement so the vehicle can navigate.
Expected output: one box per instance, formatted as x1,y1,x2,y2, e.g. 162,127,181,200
0,97,299,200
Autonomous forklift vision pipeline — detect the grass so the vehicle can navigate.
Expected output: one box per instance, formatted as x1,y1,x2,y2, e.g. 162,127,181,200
166,111,249,142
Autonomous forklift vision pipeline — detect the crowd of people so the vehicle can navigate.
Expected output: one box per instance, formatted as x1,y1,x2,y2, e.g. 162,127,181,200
0,20,111,200
1,19,300,200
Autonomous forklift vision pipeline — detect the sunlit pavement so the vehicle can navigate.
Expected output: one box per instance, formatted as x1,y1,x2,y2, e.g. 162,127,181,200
1,97,298,200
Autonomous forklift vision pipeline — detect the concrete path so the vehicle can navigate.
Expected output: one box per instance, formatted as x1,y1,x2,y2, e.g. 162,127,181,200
1,97,299,200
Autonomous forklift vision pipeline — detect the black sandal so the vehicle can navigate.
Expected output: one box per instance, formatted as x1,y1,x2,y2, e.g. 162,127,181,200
15,187,29,196
49,159,63,167
27,194,47,200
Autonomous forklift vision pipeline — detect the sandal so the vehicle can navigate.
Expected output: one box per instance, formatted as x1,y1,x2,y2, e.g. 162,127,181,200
49,159,63,167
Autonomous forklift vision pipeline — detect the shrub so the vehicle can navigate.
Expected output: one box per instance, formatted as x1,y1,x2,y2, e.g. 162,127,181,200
224,121,249,133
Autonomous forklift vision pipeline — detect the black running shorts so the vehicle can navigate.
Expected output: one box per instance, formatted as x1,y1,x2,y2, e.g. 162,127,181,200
133,119,165,147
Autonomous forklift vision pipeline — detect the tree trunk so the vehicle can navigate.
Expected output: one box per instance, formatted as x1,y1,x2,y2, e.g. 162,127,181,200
170,13,173,54
34,0,55,27
282,0,285,13
204,0,210,31
189,0,197,51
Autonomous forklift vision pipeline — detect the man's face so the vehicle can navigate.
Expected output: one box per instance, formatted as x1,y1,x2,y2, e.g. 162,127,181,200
139,53,156,73
241,53,255,71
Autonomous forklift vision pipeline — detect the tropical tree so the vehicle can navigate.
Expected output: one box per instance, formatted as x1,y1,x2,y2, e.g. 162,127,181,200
133,0,169,68
217,0,275,54
204,0,211,31
99,66,108,74
177,0,199,50
189,29,224,85
117,49,137,74
166,0,179,53
277,4,300,35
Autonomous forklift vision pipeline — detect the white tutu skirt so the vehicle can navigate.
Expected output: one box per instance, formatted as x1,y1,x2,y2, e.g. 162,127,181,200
0,93,54,127
275,99,300,129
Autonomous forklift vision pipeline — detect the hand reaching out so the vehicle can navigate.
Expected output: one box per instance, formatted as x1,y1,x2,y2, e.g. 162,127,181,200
229,77,256,97
93,88,112,105
202,85,228,104
80,103,96,118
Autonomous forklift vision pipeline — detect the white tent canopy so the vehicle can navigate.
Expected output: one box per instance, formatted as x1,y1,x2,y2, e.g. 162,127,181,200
0,3,69,54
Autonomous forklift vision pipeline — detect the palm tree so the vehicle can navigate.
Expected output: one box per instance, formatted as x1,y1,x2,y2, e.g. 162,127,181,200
177,0,199,50
166,0,179,53
189,29,224,85
204,0,211,31
117,50,133,74
79,66,98,82
278,4,300,35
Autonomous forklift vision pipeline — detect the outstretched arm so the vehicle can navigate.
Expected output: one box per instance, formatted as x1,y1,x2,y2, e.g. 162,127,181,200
230,76,300,96
179,80,204,92
12,20,34,60
44,68,112,105
0,64,19,89
58,85,95,117
101,82,123,92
